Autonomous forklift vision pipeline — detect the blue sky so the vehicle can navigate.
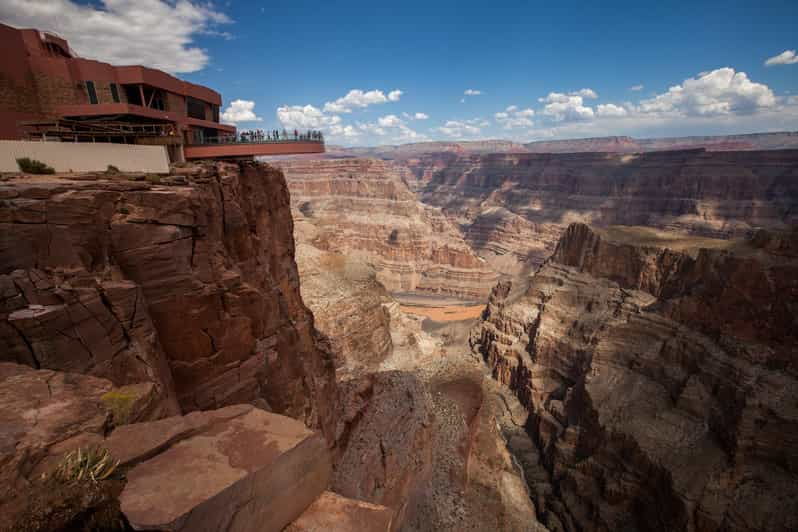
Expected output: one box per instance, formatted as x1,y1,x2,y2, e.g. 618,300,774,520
2,0,798,145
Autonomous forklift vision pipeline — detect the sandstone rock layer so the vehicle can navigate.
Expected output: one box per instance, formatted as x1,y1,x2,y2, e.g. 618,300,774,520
278,158,497,299
471,223,798,531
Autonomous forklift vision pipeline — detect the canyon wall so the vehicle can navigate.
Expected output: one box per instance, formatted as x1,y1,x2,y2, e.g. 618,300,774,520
420,149,798,276
470,223,798,531
277,158,497,299
0,162,337,438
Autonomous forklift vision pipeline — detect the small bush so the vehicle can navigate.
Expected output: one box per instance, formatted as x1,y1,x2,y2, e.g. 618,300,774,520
17,157,55,174
145,174,161,184
106,165,120,175
118,206,130,215
54,447,120,483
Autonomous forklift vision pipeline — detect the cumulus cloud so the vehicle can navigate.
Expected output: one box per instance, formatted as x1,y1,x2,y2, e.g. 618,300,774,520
276,104,341,129
637,67,775,116
494,105,535,129
574,88,598,99
377,114,403,127
413,112,429,120
596,103,628,117
630,84,645,92
538,92,595,122
0,0,231,73
323,89,402,113
329,124,360,139
358,115,425,142
464,89,482,96
221,100,262,124
435,120,482,137
765,50,798,66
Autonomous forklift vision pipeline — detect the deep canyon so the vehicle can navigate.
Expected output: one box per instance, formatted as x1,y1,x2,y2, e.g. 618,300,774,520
1,135,797,531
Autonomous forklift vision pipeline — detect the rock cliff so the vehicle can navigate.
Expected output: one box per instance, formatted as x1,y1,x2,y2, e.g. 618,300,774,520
421,149,798,276
470,223,798,531
0,162,337,438
276,158,498,299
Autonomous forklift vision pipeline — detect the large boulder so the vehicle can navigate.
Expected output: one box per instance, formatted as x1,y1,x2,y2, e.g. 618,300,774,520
106,405,331,531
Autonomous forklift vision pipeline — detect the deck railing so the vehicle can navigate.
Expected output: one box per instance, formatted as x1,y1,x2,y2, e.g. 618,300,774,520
190,131,324,146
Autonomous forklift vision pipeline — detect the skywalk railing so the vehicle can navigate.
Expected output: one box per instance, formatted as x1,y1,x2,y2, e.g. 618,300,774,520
190,131,324,145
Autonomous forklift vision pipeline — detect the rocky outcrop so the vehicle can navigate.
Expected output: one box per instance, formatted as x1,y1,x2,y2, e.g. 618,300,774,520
332,371,434,530
277,158,497,299
109,405,330,532
286,491,394,532
421,149,798,275
0,364,334,532
295,242,393,374
0,162,337,439
471,223,798,531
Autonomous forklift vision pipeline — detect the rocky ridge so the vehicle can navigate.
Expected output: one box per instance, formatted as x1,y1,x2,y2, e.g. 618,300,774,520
420,149,798,275
470,222,798,531
276,158,498,299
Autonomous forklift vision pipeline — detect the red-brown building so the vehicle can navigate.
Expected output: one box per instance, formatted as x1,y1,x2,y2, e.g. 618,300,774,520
0,23,323,161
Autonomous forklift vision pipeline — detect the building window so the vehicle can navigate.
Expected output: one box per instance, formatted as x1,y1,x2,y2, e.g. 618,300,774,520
212,104,219,123
86,81,98,104
186,97,206,120
123,84,143,106
110,83,120,103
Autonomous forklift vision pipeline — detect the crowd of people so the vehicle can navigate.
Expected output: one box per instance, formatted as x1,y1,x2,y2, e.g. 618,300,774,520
233,129,323,143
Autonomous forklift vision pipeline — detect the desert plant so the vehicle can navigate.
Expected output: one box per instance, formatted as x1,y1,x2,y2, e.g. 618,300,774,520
54,447,120,483
144,174,161,184
118,206,130,215
16,157,55,174
106,164,120,174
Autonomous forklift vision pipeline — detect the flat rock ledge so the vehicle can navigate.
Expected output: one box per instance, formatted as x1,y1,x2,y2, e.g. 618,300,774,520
286,491,394,532
107,405,331,532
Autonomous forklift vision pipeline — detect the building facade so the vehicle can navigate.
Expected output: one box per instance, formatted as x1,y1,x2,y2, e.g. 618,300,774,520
0,23,323,161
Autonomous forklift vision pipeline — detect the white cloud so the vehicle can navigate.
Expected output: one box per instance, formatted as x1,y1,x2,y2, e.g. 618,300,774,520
637,67,776,116
630,84,645,92
575,88,598,99
464,89,482,96
276,104,341,129
377,114,403,127
322,89,402,113
538,92,595,122
358,115,426,142
0,0,231,73
413,112,429,120
329,124,360,139
596,103,628,117
221,99,262,124
765,50,798,66
495,105,535,129
435,120,482,137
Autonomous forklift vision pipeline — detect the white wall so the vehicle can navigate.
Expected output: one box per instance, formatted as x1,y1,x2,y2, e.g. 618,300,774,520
0,141,170,173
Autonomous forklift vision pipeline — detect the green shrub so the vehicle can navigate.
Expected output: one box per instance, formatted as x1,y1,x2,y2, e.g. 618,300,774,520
118,206,130,215
145,174,161,184
16,157,55,174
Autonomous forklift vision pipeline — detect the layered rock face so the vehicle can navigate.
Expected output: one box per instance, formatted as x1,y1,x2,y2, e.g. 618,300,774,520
422,149,798,275
295,241,393,374
277,158,497,299
0,162,336,438
471,223,798,531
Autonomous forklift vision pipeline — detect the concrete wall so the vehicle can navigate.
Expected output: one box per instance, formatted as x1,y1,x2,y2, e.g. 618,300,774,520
0,140,169,173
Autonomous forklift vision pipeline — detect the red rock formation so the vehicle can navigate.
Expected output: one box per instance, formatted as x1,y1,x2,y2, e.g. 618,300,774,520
471,223,798,531
0,162,337,439
278,158,497,299
421,149,798,274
